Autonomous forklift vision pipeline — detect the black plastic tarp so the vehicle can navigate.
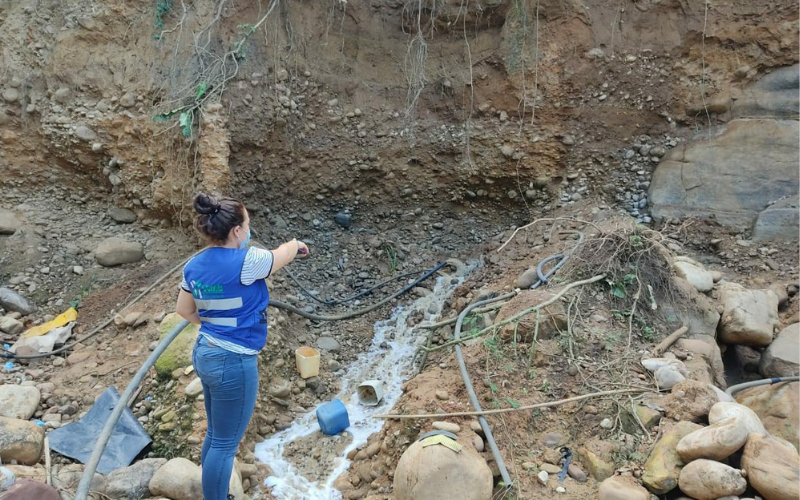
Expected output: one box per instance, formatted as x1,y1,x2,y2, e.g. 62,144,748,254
47,386,152,474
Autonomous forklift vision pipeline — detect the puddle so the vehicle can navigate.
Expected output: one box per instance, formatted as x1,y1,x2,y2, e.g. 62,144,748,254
255,262,472,499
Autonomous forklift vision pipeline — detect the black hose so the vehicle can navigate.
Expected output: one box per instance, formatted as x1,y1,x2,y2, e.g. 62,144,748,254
285,267,432,307
535,254,566,285
270,262,449,321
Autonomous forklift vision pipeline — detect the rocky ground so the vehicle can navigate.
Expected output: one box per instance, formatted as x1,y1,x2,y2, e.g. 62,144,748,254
0,0,798,499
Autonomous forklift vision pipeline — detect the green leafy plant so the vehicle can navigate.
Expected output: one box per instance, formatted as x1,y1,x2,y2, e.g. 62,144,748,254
154,0,173,32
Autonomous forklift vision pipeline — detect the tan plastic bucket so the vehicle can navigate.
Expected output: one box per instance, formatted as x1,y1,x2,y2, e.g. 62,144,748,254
295,347,320,379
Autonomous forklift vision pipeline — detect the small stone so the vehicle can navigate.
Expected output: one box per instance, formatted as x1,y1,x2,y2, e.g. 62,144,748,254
432,421,460,433
600,418,613,429
269,379,291,398
53,87,71,103
537,470,549,485
435,390,448,401
2,88,19,103
334,213,351,228
0,316,24,335
72,266,84,275
568,464,587,482
185,378,203,397
317,336,340,351
119,92,136,108
75,125,97,142
556,486,566,493
108,207,137,224
472,435,484,452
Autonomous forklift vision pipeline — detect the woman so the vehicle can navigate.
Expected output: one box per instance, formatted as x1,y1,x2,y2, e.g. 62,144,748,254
175,192,308,500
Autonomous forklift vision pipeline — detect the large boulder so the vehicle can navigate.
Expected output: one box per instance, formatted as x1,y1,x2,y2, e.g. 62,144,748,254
597,475,650,500
662,278,720,337
0,288,36,316
148,458,202,500
105,458,167,499
759,323,799,377
154,313,200,377
95,237,144,267
52,463,107,498
663,380,724,423
718,283,779,347
649,118,799,228
730,64,799,120
672,257,714,293
0,417,44,465
0,209,21,235
148,457,242,500
754,195,800,242
676,402,766,462
674,335,726,389
736,381,799,450
642,421,703,494
678,459,747,500
393,437,492,500
493,288,566,342
0,385,41,420
0,478,60,499
741,433,800,500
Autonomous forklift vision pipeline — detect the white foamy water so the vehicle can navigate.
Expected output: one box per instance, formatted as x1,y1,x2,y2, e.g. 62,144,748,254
255,263,471,499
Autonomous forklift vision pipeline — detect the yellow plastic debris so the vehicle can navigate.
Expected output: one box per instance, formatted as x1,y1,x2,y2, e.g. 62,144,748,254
22,308,78,338
420,434,462,453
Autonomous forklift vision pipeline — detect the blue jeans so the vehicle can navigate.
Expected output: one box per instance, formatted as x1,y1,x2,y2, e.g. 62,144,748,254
192,336,259,500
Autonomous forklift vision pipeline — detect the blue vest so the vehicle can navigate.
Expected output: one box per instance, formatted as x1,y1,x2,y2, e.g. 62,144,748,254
183,248,270,351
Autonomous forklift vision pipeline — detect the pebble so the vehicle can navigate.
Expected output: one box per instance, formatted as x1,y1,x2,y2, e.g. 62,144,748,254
556,486,566,493
435,390,448,401
600,418,613,429
537,470,549,485
333,213,351,228
72,266,84,275
432,421,460,433
568,464,588,482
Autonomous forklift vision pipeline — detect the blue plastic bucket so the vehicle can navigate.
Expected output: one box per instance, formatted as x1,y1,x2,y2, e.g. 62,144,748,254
316,399,350,435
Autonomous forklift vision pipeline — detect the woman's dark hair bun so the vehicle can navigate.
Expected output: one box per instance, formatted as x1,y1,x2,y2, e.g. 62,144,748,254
192,192,246,244
193,192,221,215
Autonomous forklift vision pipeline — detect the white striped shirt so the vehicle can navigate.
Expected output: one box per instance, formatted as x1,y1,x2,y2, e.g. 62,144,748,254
181,247,274,355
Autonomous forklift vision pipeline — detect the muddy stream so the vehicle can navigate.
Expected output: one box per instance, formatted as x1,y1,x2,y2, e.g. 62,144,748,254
254,263,473,499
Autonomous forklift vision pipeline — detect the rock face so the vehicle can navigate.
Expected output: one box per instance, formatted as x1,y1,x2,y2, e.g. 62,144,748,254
677,402,766,462
642,421,703,494
393,438,492,500
730,64,799,120
597,475,650,500
678,459,747,500
0,209,21,235
0,416,45,465
754,195,800,242
0,287,36,315
649,118,799,228
759,323,799,377
0,385,41,420
741,433,800,500
95,237,144,267
736,381,799,450
154,313,200,377
718,283,779,347
105,458,167,499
